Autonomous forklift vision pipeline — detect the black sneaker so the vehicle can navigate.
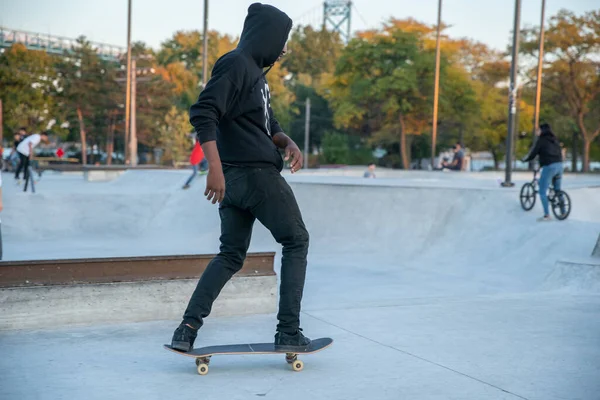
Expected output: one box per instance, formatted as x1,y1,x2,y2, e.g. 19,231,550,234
171,323,198,352
274,329,311,352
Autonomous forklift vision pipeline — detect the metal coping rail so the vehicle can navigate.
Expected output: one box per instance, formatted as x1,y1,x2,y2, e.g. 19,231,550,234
0,252,276,288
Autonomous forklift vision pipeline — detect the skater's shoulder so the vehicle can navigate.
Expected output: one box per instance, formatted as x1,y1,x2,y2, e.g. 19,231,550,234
213,50,253,75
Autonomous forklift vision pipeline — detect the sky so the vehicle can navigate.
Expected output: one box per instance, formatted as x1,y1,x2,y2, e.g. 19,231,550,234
1,0,598,52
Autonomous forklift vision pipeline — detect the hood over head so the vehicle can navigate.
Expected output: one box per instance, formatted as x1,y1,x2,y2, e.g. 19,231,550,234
540,123,555,137
237,3,293,68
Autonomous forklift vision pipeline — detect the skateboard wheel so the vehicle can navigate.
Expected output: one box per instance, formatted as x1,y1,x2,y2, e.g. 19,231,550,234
292,360,304,372
197,363,209,375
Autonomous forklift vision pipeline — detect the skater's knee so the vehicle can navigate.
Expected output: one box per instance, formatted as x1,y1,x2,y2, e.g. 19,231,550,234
280,226,309,253
217,249,246,272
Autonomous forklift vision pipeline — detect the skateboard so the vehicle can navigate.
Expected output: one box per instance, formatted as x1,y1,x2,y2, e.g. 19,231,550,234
164,337,333,375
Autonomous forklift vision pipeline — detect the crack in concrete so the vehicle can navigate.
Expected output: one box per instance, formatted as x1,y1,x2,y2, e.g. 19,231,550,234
303,311,530,400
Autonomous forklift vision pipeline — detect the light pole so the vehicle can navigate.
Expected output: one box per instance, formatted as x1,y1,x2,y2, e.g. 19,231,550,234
529,0,546,170
115,59,154,166
202,0,209,88
125,0,132,164
304,98,311,169
431,0,442,170
502,0,522,187
130,58,137,166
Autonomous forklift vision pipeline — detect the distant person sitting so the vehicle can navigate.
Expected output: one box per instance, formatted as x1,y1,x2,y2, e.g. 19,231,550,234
364,163,376,178
15,131,49,184
440,143,464,171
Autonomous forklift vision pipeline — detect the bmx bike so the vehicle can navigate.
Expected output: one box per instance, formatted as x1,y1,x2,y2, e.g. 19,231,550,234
519,167,571,220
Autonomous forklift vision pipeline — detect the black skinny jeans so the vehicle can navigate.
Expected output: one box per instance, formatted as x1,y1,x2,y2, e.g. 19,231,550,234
15,152,29,180
183,165,309,334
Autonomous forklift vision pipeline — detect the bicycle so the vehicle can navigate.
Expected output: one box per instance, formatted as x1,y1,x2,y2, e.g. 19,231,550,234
519,167,571,220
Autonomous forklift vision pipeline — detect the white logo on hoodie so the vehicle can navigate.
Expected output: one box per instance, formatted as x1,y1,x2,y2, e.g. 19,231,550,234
261,83,271,137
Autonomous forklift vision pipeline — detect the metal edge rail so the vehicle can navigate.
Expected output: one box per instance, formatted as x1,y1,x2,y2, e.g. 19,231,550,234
0,252,276,288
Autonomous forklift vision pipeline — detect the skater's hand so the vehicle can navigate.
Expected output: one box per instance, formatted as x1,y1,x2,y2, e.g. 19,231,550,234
284,142,303,173
205,167,225,204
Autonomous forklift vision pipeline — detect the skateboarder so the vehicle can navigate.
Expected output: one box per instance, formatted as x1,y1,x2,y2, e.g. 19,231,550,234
522,123,564,221
15,131,49,184
171,3,311,353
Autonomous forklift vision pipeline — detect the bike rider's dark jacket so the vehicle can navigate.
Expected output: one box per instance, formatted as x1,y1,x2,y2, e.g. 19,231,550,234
188,3,292,172
522,131,562,167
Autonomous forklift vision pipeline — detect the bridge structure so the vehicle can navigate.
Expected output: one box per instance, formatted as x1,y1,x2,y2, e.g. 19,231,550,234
0,26,125,63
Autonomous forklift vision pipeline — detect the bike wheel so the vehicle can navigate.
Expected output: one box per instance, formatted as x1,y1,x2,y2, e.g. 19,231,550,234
520,183,536,211
551,190,571,221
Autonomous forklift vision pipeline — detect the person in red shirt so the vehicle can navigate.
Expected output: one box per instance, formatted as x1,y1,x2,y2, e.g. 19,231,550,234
183,140,208,189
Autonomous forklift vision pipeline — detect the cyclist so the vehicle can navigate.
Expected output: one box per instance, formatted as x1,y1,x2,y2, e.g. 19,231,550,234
522,123,564,221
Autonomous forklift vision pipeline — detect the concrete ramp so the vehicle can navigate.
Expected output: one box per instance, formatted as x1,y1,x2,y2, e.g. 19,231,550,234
543,258,600,292
2,169,600,400
3,169,599,295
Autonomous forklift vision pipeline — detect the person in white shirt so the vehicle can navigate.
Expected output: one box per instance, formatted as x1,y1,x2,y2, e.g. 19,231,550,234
15,131,49,182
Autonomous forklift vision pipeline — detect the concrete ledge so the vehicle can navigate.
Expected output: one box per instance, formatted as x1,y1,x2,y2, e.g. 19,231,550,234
0,275,277,330
543,258,600,292
84,170,125,182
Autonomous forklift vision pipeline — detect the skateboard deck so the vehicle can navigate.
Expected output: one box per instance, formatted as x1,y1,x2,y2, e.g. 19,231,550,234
164,337,333,375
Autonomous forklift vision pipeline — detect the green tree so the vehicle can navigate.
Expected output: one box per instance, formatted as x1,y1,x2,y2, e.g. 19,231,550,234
263,62,295,134
157,30,238,83
0,43,60,136
321,131,350,164
328,27,437,169
282,26,343,153
127,41,179,156
158,106,192,166
283,25,343,80
55,37,121,164
521,9,600,172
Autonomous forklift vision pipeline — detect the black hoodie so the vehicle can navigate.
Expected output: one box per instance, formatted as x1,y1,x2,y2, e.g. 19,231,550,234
189,3,292,171
523,130,563,167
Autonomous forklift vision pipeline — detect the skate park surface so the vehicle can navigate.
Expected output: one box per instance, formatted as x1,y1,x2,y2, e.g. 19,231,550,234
1,167,599,400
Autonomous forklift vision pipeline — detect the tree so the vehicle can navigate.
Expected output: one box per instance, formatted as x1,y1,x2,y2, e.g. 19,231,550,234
521,9,600,172
0,44,60,135
127,42,179,155
157,30,237,83
328,29,433,169
465,79,534,169
263,62,295,135
282,26,344,150
55,37,121,164
158,106,192,166
321,131,350,164
283,25,343,80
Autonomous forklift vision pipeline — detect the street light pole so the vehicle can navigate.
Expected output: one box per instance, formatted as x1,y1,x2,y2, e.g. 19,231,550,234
130,58,138,167
431,0,442,170
502,0,522,187
304,97,311,169
202,0,209,88
529,0,546,170
125,0,132,164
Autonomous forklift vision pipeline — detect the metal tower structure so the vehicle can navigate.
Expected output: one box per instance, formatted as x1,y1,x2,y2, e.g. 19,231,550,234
323,1,352,44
